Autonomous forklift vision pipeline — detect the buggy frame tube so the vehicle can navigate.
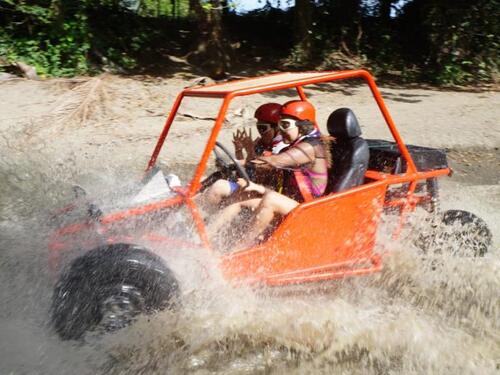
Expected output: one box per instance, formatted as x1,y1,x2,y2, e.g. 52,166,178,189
185,196,211,248
359,71,418,173
188,94,235,196
147,92,184,172
296,85,307,101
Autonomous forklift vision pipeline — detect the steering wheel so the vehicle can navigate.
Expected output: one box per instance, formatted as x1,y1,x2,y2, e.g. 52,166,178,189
213,142,250,188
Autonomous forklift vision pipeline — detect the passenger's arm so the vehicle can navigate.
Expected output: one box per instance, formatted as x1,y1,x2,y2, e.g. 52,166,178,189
253,142,316,169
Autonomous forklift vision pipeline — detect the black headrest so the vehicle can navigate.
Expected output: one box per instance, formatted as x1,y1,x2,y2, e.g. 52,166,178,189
327,108,362,139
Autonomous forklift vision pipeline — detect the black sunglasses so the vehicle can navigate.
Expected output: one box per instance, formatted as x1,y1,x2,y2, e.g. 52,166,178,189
256,122,273,134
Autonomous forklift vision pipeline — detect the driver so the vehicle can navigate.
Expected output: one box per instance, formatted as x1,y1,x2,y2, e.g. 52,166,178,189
203,103,286,206
210,100,330,245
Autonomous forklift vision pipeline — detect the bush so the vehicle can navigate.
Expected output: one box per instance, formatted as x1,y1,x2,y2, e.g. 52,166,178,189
0,1,92,76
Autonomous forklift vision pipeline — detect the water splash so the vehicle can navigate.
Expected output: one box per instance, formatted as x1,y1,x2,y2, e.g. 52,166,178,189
0,126,498,374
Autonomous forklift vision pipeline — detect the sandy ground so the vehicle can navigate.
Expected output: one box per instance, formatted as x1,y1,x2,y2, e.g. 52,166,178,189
0,74,499,374
1,74,499,158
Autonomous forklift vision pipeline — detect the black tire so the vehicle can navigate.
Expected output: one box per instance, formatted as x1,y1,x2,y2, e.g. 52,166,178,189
416,210,492,257
51,243,179,340
440,210,492,256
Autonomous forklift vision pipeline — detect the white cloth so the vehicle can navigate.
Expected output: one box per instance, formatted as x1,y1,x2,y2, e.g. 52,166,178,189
271,134,288,154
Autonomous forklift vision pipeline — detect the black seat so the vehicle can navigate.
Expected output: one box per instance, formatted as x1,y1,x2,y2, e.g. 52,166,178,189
326,108,369,193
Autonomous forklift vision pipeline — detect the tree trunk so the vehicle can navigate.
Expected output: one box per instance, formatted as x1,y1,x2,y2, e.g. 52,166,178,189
294,0,313,62
337,0,361,53
187,0,232,79
172,0,177,18
379,0,393,24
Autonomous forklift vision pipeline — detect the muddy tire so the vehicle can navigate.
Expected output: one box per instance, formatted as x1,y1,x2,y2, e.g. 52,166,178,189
416,210,492,257
51,243,179,340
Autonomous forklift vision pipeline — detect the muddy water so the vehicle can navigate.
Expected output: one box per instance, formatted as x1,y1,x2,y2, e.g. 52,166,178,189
0,146,499,374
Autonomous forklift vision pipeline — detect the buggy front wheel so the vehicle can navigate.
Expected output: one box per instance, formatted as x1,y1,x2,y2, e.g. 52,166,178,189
51,243,179,340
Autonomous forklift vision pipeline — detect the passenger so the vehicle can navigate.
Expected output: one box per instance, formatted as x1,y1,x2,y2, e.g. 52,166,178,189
254,100,329,201
210,100,330,244
204,103,286,206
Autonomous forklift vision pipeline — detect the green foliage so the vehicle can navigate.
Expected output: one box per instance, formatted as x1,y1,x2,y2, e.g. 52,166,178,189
0,0,498,84
135,0,190,17
397,0,499,84
285,45,312,68
0,35,90,76
0,0,91,76
0,0,191,76
201,1,213,11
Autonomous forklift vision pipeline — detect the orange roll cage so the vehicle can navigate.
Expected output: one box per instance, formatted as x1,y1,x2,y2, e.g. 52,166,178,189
50,70,451,286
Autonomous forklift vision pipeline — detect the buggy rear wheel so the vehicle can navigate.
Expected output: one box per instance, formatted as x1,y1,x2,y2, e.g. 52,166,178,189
51,243,179,340
415,209,492,257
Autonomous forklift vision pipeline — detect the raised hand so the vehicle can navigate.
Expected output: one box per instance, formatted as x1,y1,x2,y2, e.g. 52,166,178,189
241,128,255,158
232,129,244,150
233,128,255,160
232,129,246,160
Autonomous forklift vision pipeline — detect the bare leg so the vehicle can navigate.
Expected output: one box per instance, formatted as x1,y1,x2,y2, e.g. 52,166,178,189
208,198,262,236
204,179,233,206
243,191,299,246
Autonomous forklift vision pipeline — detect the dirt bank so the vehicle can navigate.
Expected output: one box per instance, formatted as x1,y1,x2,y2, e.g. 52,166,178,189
1,74,499,155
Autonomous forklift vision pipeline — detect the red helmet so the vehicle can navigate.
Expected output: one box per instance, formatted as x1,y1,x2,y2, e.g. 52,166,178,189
254,103,282,125
280,100,316,122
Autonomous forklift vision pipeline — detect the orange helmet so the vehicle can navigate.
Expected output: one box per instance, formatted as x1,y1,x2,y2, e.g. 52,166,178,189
280,100,316,122
254,103,282,125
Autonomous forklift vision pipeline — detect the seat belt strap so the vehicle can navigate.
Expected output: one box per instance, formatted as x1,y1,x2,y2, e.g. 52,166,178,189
293,170,314,202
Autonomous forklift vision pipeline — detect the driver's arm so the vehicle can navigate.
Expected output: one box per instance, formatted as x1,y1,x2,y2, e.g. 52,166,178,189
235,149,245,162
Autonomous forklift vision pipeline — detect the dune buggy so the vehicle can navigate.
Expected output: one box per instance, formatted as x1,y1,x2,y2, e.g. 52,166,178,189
49,70,492,340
